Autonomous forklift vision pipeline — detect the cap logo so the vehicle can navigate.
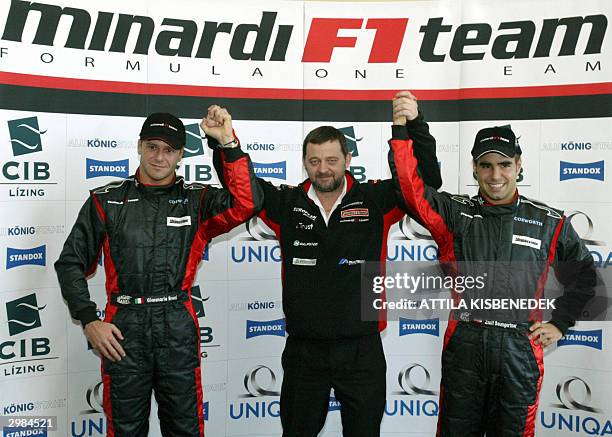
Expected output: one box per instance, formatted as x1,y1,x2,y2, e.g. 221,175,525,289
480,135,509,143
149,122,178,132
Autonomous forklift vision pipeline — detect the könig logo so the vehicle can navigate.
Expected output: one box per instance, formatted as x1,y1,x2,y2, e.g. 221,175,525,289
8,117,46,156
5,293,46,336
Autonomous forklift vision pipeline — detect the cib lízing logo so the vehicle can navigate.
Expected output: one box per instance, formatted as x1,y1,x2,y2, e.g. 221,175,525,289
8,117,46,156
6,293,46,336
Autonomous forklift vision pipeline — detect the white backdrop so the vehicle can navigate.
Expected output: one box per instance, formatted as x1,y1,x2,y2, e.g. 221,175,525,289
0,1,611,436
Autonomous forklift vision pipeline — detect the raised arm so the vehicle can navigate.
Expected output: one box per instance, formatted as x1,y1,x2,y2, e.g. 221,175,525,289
199,105,263,238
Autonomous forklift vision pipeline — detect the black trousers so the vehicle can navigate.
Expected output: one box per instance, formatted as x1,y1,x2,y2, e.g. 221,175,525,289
280,333,387,437
102,302,204,437
437,321,543,437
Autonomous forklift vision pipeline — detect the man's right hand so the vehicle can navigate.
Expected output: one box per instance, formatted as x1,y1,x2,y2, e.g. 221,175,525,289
84,320,126,362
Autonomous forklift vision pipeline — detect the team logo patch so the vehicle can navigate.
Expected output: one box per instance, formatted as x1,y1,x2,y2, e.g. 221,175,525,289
293,257,317,266
341,208,369,218
167,216,192,227
512,234,541,250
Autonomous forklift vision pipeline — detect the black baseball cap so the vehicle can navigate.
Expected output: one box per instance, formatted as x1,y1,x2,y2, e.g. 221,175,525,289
139,113,185,149
471,126,522,160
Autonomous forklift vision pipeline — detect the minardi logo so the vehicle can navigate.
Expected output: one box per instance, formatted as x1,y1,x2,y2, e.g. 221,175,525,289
183,123,206,158
86,158,129,179
7,116,46,156
1,2,604,63
557,329,603,350
246,319,286,339
6,245,46,269
399,318,440,337
5,293,46,335
253,161,286,180
560,161,604,181
338,126,363,157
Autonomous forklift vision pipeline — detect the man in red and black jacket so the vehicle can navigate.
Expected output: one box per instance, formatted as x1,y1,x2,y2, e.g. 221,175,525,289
226,94,442,436
55,107,262,437
389,92,596,437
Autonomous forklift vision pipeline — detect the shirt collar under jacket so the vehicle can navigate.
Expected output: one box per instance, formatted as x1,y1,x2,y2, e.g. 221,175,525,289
307,176,348,225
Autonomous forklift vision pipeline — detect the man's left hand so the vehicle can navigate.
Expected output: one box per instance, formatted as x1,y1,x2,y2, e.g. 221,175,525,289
528,322,563,347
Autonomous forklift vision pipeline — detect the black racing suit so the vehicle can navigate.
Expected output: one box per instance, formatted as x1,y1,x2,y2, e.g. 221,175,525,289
388,124,596,437
55,146,261,437
254,114,442,437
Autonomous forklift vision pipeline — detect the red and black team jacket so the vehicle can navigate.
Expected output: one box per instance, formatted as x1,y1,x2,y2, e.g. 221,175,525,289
389,124,596,334
55,146,262,326
254,115,442,340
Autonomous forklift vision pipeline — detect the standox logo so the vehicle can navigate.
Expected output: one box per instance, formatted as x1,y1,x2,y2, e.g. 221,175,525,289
399,318,440,337
253,161,286,180
338,126,363,157
559,160,604,181
204,401,209,421
86,158,129,179
190,285,209,318
246,319,286,339
7,116,46,156
5,293,46,335
557,329,603,350
183,123,206,158
328,396,341,412
6,245,46,269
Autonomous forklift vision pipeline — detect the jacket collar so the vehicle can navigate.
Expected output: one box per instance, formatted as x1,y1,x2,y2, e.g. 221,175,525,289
475,190,519,215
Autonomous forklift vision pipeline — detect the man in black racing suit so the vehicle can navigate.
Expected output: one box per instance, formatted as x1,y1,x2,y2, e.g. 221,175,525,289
388,92,596,437
55,108,262,436
242,91,442,437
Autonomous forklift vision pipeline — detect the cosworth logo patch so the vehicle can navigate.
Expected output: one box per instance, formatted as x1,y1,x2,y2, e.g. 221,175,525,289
512,234,541,250
341,208,369,218
167,216,191,227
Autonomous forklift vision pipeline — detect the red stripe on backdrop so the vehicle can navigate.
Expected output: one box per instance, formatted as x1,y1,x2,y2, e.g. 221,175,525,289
1,72,611,100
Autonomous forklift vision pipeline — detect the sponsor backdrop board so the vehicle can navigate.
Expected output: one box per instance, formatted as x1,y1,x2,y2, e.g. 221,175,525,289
0,0,610,435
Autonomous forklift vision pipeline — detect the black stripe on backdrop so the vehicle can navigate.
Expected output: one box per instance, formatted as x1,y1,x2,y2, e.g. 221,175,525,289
1,85,611,121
